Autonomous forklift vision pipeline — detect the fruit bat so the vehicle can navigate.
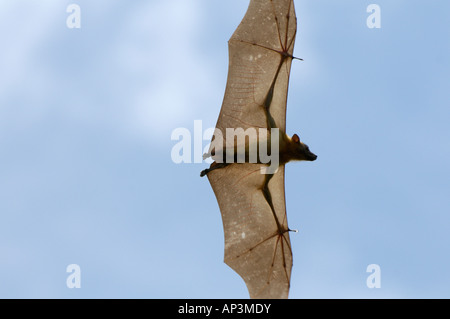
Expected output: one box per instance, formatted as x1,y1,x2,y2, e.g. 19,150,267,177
201,0,317,299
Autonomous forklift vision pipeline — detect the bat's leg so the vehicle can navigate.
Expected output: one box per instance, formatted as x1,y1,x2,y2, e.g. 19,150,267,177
261,173,285,233
200,162,230,177
261,173,292,288
261,173,296,233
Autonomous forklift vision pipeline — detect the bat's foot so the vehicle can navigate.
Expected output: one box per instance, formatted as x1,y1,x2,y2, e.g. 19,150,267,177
202,152,211,160
200,162,230,177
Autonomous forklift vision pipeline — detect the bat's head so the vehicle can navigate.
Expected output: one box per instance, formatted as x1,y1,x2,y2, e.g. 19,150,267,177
287,134,317,162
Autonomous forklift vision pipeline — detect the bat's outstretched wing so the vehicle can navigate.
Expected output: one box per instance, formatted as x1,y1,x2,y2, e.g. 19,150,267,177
208,164,291,299
206,0,297,299
214,0,296,135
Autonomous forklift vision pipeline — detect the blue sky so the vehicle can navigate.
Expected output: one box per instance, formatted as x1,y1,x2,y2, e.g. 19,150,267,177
0,0,449,298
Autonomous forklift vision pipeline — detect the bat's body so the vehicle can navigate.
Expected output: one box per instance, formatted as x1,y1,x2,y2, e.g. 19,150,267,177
201,131,316,176
201,0,316,299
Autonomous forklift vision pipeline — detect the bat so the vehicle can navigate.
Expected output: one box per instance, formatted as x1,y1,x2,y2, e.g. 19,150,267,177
201,0,317,299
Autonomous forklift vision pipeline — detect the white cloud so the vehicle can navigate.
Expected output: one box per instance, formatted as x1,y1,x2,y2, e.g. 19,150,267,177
0,2,63,136
110,0,219,140
0,1,222,145
0,2,60,97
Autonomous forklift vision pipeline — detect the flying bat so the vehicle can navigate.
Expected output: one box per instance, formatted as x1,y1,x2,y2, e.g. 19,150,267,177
201,0,317,299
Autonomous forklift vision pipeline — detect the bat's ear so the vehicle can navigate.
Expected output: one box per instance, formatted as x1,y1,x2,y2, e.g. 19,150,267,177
292,134,300,143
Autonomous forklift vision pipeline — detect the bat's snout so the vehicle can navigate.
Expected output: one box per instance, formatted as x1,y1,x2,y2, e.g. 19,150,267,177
307,152,317,161
302,143,317,162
